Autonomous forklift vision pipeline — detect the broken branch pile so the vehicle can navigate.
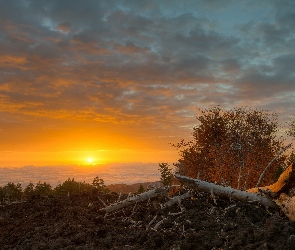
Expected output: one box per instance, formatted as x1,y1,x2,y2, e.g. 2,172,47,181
99,164,295,222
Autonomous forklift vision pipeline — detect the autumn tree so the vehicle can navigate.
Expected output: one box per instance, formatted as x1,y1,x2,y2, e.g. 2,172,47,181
287,115,295,138
174,106,287,189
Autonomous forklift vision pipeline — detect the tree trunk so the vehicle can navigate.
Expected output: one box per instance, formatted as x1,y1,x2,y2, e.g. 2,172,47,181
100,188,167,213
174,174,277,208
175,163,295,221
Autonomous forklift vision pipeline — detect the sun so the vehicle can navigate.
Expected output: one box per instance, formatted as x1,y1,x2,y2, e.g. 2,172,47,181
87,158,93,164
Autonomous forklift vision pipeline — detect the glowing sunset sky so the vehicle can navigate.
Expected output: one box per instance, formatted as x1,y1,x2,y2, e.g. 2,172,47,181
0,0,295,166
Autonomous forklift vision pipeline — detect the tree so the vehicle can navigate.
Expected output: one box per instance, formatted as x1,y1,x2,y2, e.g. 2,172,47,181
0,186,4,203
54,178,95,196
23,182,35,198
55,178,78,196
174,106,287,189
34,181,52,196
2,182,23,201
287,115,295,138
158,163,174,187
137,184,145,194
92,176,109,193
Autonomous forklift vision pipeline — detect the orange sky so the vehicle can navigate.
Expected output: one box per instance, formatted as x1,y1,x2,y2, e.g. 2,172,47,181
0,113,187,165
1,1,295,166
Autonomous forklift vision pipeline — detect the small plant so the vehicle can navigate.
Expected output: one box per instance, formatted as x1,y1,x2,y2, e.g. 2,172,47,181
137,184,145,194
158,163,174,187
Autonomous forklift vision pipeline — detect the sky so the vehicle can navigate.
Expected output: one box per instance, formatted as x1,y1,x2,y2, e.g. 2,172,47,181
0,0,295,166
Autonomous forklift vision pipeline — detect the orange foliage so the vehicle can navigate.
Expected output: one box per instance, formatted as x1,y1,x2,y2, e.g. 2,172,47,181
174,107,287,190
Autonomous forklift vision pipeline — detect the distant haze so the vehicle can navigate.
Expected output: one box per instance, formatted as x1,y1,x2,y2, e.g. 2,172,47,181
0,163,165,188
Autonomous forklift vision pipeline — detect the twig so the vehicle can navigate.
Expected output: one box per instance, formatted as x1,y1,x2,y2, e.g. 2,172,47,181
117,192,122,202
256,143,292,187
97,195,107,207
210,189,217,205
146,215,158,230
153,217,166,231
131,202,137,217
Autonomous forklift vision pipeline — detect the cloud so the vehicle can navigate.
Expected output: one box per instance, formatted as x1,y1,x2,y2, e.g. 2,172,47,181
0,163,161,187
1,0,295,165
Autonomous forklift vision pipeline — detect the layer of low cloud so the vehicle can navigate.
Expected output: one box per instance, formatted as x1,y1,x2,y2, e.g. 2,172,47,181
0,0,295,161
0,163,160,187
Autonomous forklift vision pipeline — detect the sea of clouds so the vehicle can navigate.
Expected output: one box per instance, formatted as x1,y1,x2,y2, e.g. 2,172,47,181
0,163,165,188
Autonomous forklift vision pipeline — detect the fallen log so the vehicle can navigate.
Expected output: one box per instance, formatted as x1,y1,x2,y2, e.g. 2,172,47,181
174,174,278,208
163,191,191,208
175,163,295,220
100,187,167,213
248,163,295,221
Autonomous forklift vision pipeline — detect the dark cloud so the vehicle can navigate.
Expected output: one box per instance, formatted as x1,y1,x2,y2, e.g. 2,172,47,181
0,0,295,164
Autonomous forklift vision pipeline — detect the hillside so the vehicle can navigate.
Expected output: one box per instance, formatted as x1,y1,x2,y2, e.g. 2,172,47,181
107,181,160,193
1,190,295,249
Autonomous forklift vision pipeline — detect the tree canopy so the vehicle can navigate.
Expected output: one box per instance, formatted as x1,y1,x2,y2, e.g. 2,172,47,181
174,106,290,189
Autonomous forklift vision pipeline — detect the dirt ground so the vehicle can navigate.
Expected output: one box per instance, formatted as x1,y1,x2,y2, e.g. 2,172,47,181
1,190,295,250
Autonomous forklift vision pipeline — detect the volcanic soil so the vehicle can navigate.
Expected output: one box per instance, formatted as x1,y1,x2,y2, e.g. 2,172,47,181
1,190,295,250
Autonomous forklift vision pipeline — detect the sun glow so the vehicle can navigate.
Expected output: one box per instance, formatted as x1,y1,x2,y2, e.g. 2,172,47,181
87,158,93,163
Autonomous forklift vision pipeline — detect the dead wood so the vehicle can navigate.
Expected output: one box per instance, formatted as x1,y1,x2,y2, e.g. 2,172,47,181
175,163,295,220
275,193,295,221
256,143,292,187
174,174,278,208
163,191,191,208
248,163,295,221
100,188,167,213
248,163,295,195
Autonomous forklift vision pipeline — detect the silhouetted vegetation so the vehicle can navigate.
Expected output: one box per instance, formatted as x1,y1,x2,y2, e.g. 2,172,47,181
0,182,22,202
137,184,145,194
158,163,174,187
0,176,109,203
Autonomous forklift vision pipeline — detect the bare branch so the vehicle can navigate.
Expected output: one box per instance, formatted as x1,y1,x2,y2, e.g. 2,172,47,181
256,143,292,187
